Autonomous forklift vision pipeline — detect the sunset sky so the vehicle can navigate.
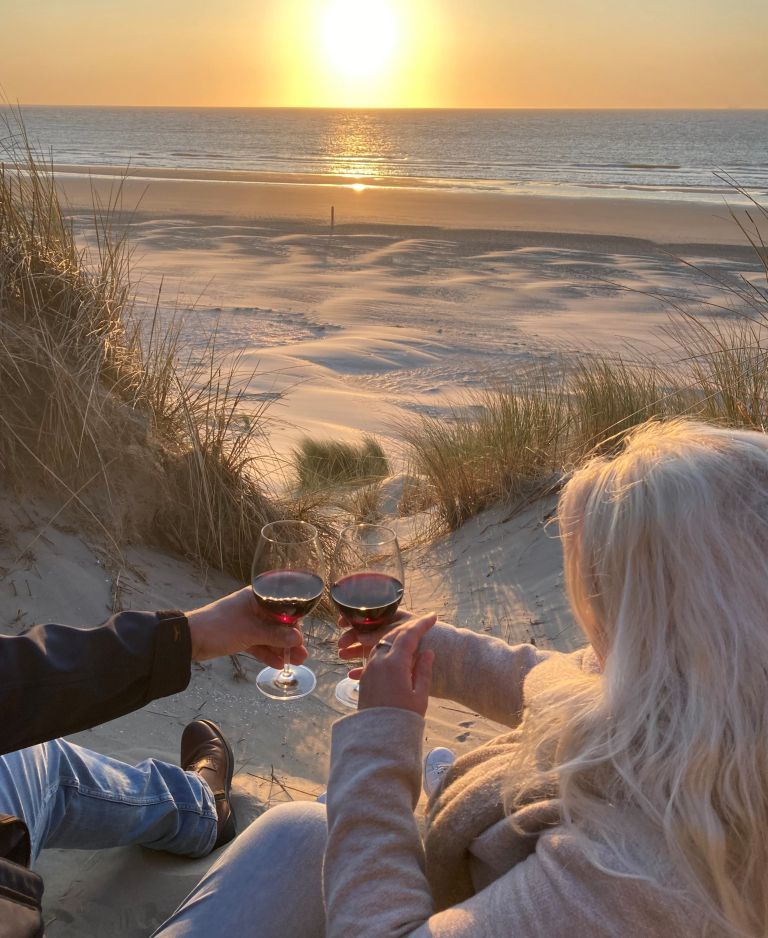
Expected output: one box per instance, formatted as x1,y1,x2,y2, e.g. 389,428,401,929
1,0,766,109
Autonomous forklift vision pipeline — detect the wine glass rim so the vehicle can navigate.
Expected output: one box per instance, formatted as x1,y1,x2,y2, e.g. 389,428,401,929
260,520,319,544
338,522,398,545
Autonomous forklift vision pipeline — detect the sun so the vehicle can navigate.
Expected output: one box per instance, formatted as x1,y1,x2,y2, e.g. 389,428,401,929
320,0,399,80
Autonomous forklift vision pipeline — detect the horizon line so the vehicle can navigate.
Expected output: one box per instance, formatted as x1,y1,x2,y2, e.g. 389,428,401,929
3,104,767,112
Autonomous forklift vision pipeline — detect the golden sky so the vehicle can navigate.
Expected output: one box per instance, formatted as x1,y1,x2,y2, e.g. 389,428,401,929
1,0,766,108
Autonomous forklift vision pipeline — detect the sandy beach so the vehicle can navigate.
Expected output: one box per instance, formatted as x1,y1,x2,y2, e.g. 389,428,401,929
56,163,753,242
3,165,762,934
56,166,761,458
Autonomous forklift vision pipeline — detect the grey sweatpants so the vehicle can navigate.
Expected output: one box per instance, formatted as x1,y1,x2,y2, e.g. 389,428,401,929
153,801,328,937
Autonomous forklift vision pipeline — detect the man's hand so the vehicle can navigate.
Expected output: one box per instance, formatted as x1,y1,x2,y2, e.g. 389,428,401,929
357,612,436,716
186,587,309,669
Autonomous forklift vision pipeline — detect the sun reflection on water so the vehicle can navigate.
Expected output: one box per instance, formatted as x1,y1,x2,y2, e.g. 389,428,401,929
321,112,397,180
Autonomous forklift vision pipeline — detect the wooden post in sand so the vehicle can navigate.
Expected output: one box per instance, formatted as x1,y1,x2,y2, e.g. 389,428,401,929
331,205,335,229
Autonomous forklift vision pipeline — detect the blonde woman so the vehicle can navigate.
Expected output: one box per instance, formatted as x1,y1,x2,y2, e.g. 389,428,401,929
157,419,764,937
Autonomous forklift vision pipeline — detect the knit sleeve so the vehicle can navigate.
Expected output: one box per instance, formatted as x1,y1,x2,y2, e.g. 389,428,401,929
421,622,552,727
325,707,432,937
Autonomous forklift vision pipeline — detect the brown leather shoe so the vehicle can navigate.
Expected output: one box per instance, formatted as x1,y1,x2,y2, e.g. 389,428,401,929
181,719,237,850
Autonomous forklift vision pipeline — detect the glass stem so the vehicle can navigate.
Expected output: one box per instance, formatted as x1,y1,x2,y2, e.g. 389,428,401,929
356,646,369,688
280,645,294,680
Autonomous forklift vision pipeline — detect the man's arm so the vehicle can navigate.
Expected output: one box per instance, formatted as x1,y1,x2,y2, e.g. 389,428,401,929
0,610,190,756
0,586,309,756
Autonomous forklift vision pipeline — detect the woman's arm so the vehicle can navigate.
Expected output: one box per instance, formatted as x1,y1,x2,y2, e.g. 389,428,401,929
422,622,550,727
339,615,551,728
324,707,434,936
327,617,669,937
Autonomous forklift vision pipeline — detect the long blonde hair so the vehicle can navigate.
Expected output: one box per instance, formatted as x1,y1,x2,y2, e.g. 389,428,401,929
512,419,768,936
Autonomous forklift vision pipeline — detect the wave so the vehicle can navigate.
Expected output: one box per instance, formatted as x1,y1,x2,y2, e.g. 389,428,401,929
620,163,682,170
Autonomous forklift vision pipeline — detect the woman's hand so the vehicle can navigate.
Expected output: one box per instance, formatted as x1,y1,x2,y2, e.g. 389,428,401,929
357,612,436,716
186,587,309,668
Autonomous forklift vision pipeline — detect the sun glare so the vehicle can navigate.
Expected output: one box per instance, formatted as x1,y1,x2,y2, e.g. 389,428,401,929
274,0,436,107
320,0,399,80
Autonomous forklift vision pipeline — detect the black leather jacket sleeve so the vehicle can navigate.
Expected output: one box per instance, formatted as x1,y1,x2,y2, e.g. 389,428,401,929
0,611,192,756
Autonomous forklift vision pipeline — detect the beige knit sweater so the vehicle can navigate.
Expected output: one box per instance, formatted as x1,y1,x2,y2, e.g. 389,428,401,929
324,623,723,937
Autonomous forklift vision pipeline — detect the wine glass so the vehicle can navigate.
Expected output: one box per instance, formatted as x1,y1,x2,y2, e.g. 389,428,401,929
251,520,324,700
330,523,404,709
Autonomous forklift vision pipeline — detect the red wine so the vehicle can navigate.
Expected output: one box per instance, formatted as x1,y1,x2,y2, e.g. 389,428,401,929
252,570,324,625
331,572,404,632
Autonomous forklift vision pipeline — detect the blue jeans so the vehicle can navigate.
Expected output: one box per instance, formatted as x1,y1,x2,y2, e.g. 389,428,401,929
0,739,218,864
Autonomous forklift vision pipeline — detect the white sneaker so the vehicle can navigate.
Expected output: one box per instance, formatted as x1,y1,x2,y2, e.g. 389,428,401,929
423,747,456,799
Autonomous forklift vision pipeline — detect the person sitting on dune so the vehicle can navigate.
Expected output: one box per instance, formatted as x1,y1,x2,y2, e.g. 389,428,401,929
0,588,304,936
155,419,768,938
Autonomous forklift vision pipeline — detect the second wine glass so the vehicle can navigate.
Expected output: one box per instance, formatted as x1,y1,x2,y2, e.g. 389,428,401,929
330,523,404,709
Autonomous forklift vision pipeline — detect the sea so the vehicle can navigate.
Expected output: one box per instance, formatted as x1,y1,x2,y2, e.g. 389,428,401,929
4,106,768,203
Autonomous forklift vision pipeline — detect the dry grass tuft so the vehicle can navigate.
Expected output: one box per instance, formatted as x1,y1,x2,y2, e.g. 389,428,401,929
399,376,567,530
397,476,436,517
336,481,384,524
293,435,389,490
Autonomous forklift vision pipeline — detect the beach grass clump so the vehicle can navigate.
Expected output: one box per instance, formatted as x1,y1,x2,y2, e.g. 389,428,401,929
397,475,436,517
293,436,390,490
336,481,384,524
661,315,768,430
567,356,685,457
403,307,768,532
0,118,287,578
0,153,142,484
400,379,568,530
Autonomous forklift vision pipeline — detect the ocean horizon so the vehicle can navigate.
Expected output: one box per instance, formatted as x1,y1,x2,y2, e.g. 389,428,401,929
4,106,768,204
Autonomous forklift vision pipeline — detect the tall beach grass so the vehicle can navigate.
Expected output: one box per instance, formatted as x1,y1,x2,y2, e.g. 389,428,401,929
401,208,768,532
0,115,287,579
293,436,389,490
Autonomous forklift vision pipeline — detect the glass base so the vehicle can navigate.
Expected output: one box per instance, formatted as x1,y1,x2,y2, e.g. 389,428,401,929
256,664,317,700
334,675,360,709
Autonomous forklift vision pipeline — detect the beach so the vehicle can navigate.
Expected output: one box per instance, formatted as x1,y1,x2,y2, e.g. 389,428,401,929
3,162,762,935
57,162,754,240
60,165,762,458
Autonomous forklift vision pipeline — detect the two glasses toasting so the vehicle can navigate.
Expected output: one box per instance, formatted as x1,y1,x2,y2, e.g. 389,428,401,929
250,520,404,704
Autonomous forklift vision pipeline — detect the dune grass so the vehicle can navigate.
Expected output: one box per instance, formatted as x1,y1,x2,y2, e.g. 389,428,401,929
399,377,567,530
0,116,288,579
401,207,768,532
293,436,389,490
